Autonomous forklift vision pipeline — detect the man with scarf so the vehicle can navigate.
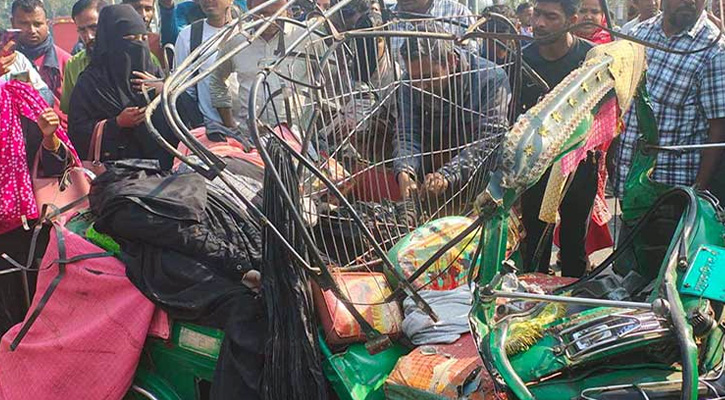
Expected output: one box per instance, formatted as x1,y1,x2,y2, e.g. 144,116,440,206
11,0,71,115
394,22,510,200
60,0,108,115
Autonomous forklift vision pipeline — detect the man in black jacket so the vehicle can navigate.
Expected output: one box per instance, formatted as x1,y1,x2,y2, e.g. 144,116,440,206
519,0,598,278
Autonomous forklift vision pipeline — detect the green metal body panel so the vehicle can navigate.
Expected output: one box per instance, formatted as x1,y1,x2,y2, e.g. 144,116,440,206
137,323,220,399
680,245,725,301
125,368,183,400
320,337,409,400
529,367,680,399
620,91,671,222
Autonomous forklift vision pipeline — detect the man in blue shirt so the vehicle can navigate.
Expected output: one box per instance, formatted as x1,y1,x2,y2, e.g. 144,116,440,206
158,0,247,45
394,23,510,199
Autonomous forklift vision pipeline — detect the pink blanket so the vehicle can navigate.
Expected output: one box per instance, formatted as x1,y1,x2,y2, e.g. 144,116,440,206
0,227,155,400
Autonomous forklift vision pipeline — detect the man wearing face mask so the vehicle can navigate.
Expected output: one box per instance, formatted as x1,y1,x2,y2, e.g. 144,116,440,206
518,0,600,278
394,22,510,201
60,0,107,115
615,0,725,201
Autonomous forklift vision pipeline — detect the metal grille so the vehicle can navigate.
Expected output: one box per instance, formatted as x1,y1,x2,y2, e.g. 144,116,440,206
247,11,518,270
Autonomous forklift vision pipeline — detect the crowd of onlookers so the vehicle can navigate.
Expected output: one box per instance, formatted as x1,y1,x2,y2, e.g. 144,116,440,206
0,0,723,333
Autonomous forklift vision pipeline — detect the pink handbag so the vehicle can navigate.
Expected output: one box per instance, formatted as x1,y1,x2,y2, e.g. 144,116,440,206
32,119,108,220
31,144,92,220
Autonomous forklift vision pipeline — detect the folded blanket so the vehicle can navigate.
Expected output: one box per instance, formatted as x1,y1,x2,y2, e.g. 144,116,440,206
402,286,472,345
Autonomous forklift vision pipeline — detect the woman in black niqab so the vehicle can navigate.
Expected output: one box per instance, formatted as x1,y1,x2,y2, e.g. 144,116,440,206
68,4,187,170
91,4,156,108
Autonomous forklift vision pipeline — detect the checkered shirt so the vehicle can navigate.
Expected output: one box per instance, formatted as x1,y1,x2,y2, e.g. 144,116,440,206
615,11,725,196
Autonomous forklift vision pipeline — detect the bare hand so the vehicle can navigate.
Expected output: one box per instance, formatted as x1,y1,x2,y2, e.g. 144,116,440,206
0,47,17,76
116,107,146,128
38,108,60,138
397,171,417,199
131,71,164,94
242,270,261,292
423,172,449,195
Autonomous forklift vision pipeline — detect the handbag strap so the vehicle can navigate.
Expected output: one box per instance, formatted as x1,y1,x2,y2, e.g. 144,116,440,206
90,119,106,165
31,140,75,180
10,220,66,351
31,143,42,179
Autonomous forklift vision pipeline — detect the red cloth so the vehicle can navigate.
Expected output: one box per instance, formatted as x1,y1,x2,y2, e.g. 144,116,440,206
554,97,618,255
347,166,401,202
581,28,613,44
0,80,81,234
148,308,171,340
174,126,303,171
578,15,613,45
554,218,614,255
518,273,578,292
561,96,618,227
0,227,156,400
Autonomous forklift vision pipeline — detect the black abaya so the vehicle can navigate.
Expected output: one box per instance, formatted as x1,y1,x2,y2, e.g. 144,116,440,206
68,4,201,170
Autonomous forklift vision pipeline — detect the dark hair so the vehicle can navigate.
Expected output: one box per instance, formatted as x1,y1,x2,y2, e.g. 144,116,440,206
341,0,371,16
399,22,455,66
535,0,580,16
516,2,532,14
11,0,46,16
485,4,516,20
72,0,108,19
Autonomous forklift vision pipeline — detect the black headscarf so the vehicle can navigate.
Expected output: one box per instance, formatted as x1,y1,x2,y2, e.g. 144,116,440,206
91,4,157,107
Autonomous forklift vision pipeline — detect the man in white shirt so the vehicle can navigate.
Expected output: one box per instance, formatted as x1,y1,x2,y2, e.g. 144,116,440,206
209,0,317,130
174,0,235,123
619,0,660,35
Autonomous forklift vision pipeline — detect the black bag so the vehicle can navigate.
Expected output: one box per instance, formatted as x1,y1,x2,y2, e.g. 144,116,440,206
314,200,417,266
